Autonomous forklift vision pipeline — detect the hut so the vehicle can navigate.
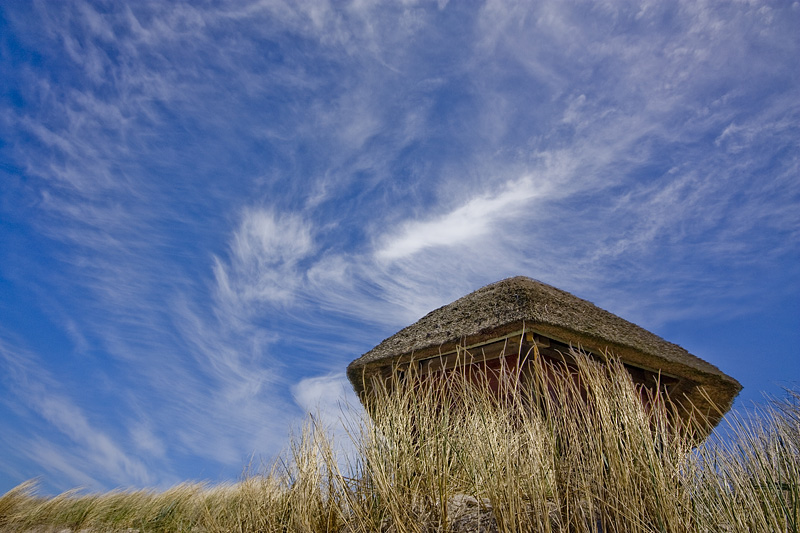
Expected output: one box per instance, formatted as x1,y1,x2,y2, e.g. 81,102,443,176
347,276,741,434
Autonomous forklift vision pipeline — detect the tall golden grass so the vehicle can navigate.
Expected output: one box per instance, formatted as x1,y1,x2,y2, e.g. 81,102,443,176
1,347,797,532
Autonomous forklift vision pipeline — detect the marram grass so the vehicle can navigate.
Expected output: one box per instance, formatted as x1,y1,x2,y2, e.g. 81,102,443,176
1,348,798,532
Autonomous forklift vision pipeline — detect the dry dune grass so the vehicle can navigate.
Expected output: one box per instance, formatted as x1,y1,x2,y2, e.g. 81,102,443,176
1,347,798,532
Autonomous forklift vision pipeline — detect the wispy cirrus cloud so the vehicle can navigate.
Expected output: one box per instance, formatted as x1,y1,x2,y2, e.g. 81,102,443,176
214,209,315,311
0,336,154,489
375,176,548,262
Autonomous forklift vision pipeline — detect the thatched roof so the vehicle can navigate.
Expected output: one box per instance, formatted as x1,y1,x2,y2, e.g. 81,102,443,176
348,276,741,427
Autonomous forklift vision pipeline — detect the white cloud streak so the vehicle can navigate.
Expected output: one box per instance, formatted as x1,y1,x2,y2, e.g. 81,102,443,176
376,176,547,261
0,337,153,490
214,209,314,310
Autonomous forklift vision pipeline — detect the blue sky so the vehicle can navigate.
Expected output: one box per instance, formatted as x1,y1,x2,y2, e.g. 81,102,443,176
1,0,798,495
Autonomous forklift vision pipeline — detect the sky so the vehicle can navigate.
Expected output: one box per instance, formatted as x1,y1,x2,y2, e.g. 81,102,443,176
0,0,798,495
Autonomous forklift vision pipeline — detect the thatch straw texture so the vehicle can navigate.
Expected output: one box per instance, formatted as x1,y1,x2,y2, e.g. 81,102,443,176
348,276,741,430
